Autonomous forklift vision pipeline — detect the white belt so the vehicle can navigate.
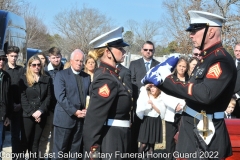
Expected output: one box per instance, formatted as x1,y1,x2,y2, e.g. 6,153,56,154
104,119,130,128
184,106,224,120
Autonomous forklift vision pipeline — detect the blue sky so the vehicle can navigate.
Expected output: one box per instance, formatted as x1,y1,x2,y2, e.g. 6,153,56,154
25,0,164,34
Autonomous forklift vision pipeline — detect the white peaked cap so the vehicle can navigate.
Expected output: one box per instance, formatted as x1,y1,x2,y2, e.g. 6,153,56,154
189,10,226,26
89,27,129,49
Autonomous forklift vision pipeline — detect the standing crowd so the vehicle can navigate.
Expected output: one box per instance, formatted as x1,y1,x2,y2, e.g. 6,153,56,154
0,10,239,160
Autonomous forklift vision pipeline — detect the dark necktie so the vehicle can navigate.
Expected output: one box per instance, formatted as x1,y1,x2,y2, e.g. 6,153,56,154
227,114,231,119
145,62,150,72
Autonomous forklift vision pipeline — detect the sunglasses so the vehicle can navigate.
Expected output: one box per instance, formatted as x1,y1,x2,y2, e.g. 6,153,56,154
143,49,154,52
0,57,6,61
31,63,41,67
193,53,201,57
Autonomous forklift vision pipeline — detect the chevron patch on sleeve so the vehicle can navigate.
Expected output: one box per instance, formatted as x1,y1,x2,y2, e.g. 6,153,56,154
206,62,222,79
98,84,110,97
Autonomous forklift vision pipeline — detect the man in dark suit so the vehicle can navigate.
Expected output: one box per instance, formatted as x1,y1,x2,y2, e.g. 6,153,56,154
129,41,159,154
52,49,91,160
39,47,64,159
224,113,236,119
233,43,240,118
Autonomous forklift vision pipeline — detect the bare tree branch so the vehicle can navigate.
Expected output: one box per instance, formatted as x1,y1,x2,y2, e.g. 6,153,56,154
53,5,113,55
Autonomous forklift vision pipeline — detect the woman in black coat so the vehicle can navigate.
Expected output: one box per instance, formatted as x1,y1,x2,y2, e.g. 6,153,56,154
20,55,51,159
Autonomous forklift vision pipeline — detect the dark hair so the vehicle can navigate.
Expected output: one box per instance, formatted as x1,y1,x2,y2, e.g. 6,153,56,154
146,85,161,98
142,41,155,50
48,47,61,56
235,43,240,49
7,46,20,54
35,52,48,67
188,57,198,63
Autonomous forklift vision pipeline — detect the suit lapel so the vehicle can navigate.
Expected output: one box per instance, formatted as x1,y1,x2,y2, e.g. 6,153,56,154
234,59,240,70
139,58,147,74
150,59,159,69
140,58,159,72
68,68,80,103
237,64,240,70
117,64,123,70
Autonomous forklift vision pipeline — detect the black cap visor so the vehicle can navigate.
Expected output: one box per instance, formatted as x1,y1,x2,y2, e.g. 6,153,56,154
107,39,129,48
186,23,208,32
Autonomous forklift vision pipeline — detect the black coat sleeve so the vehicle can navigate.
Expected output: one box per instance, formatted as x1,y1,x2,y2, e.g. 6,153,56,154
5,74,13,120
39,78,51,113
19,77,33,115
160,60,234,105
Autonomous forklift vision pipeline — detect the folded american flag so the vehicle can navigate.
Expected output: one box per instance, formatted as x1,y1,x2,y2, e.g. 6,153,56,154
141,53,180,86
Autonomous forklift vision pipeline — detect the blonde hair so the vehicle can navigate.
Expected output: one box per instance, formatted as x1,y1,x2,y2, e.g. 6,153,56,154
26,55,45,87
63,61,71,69
88,48,105,61
229,98,236,107
84,51,97,73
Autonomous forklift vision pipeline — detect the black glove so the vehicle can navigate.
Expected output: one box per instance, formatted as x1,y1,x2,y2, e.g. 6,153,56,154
232,94,237,100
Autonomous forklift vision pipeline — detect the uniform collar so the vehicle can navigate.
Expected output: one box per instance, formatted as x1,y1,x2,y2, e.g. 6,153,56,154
201,41,223,58
99,61,120,75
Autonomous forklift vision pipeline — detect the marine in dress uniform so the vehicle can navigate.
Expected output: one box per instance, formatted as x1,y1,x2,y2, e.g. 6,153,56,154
157,11,236,159
83,27,132,160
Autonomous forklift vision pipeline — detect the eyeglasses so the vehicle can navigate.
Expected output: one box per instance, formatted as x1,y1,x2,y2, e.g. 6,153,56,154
143,49,154,52
193,53,201,57
31,63,41,67
0,57,6,61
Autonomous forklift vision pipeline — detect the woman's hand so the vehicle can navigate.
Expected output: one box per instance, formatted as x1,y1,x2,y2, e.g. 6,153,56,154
175,104,183,112
149,100,161,114
4,117,10,126
148,99,153,106
35,117,41,123
32,110,42,121
145,84,153,89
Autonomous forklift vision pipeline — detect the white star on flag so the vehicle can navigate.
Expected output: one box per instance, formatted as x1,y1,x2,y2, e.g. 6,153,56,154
141,53,181,86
